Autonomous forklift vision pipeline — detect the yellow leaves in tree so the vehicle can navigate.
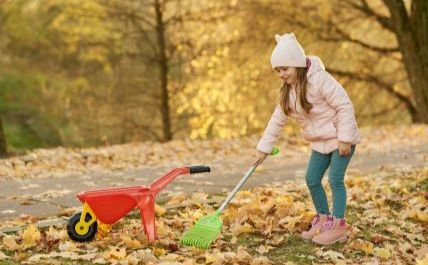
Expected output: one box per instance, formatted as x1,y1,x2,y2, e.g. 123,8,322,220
49,0,118,71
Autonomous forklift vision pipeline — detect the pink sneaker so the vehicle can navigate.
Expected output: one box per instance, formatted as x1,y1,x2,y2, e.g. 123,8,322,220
301,214,329,240
312,217,348,245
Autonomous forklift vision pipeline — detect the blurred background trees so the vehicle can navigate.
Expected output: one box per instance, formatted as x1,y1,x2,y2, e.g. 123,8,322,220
0,0,426,152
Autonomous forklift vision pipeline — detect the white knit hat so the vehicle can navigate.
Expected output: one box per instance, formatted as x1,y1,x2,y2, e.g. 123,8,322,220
270,33,306,69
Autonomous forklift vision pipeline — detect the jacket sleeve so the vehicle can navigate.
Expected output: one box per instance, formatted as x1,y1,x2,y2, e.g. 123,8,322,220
318,71,357,143
256,105,288,153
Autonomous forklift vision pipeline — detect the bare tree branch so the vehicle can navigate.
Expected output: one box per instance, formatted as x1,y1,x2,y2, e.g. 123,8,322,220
359,103,402,119
320,20,399,54
327,67,417,115
341,0,395,32
128,15,159,56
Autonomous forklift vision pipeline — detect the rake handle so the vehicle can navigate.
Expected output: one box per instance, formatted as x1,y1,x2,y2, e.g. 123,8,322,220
217,165,257,214
216,146,279,215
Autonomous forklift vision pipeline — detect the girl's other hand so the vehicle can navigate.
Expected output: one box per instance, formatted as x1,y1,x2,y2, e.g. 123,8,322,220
338,142,351,156
253,151,269,166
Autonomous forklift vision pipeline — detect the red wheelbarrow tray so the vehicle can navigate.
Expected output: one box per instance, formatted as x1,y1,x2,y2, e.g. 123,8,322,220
70,165,210,242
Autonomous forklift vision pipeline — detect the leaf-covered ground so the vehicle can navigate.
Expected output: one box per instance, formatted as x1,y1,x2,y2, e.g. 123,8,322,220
0,166,427,264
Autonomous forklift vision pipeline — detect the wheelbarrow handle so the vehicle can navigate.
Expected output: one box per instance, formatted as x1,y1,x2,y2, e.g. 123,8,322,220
189,165,211,174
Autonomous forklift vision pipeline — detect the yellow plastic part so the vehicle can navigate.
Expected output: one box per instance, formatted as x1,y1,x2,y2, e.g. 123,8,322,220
75,202,97,236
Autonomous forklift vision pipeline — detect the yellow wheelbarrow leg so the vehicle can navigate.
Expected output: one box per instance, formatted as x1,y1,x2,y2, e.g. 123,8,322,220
75,202,97,236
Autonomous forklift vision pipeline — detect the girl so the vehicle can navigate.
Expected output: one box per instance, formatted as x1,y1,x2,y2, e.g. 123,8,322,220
254,33,361,245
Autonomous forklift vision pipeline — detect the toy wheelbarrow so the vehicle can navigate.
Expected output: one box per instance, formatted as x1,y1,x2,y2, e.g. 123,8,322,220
67,165,210,242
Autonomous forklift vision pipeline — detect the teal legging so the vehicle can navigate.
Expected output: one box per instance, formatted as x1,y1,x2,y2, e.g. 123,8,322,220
305,145,356,219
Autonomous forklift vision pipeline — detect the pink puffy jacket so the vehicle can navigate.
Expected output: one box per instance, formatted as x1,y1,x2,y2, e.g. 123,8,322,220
257,56,361,154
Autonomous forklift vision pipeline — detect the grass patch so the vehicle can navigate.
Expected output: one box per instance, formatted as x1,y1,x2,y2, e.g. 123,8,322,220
234,233,350,265
383,199,404,211
267,235,316,265
52,258,95,264
0,260,19,265
419,177,428,192
346,205,365,225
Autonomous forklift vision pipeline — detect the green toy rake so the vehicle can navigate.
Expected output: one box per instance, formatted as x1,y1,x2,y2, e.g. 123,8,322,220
180,147,279,249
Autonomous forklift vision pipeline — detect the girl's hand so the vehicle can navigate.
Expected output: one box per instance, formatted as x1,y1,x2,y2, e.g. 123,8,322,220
338,141,351,156
253,151,269,166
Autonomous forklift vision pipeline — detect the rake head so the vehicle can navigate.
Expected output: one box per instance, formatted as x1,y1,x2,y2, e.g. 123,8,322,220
180,213,223,249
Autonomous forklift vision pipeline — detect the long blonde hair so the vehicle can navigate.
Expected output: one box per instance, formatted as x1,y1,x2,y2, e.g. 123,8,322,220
279,67,312,115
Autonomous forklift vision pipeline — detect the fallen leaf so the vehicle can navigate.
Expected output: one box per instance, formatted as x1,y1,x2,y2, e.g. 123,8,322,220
1,210,16,214
205,253,216,264
417,254,428,265
155,204,167,217
374,247,391,260
416,245,428,260
58,241,77,252
0,251,10,260
21,224,41,249
153,247,167,256
250,256,273,265
350,239,374,254
46,226,67,240
256,245,271,254
230,222,253,235
2,235,21,251
323,250,345,261
371,233,387,244
103,246,127,260
121,235,142,249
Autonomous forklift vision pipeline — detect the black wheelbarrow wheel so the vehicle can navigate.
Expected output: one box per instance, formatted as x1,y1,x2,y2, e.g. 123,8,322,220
67,212,98,242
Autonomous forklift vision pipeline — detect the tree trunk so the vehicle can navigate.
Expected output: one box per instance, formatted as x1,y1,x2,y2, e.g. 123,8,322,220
154,0,173,141
0,118,8,157
384,0,428,122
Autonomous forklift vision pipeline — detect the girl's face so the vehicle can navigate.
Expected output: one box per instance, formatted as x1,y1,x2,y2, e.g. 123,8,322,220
275,66,297,85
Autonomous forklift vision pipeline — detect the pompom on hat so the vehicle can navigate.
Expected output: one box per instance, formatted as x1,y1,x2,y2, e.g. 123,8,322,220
270,33,307,69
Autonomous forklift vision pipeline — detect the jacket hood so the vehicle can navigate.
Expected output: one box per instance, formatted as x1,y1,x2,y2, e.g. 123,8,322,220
307,56,325,79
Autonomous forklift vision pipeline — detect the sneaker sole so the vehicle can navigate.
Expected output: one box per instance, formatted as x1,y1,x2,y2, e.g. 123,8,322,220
312,236,347,246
